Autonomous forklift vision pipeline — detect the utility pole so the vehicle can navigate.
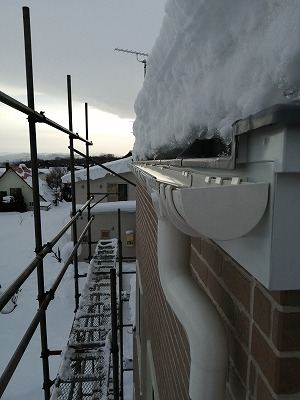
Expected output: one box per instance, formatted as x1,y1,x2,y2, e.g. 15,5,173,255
114,47,148,77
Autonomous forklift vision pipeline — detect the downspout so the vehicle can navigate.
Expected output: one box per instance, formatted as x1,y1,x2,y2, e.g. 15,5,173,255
151,185,228,400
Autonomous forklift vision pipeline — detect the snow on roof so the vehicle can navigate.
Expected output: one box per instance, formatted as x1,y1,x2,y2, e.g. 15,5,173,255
80,200,136,215
61,156,133,184
12,164,31,180
38,168,50,174
133,1,300,160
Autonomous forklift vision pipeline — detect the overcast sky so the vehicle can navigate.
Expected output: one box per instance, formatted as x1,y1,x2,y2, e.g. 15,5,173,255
0,1,166,157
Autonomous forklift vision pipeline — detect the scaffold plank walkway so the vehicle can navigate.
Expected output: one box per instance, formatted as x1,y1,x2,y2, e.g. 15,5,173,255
50,239,118,400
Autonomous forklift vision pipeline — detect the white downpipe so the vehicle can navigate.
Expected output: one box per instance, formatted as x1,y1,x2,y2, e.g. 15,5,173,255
154,189,228,400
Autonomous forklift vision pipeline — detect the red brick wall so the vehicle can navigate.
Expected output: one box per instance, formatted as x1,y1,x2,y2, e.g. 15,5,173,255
134,183,190,400
134,183,300,400
192,237,300,399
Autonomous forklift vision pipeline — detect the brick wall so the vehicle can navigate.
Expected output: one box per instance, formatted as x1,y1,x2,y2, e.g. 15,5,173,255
191,237,300,399
134,183,300,400
134,183,190,400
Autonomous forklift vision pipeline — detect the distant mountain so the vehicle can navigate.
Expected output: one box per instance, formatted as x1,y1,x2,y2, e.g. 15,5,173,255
0,153,72,163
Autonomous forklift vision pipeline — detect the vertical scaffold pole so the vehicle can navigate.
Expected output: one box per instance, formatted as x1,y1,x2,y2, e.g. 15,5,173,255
85,103,92,261
67,75,80,311
110,268,119,399
22,7,51,399
118,209,124,400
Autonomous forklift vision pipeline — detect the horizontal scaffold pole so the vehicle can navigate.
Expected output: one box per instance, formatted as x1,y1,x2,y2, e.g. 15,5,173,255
0,90,92,145
71,147,136,187
0,216,94,398
0,197,94,311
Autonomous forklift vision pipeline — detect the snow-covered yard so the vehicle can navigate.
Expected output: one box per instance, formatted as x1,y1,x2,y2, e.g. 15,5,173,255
0,203,134,399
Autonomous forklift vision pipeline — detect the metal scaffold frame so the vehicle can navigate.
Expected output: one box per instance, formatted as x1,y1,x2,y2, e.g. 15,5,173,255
51,239,119,400
0,6,135,400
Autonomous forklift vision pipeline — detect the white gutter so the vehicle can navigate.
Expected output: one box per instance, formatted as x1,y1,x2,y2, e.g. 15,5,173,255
134,164,268,398
151,187,228,400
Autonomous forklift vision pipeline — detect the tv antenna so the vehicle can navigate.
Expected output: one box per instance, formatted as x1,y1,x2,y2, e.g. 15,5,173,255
114,47,149,77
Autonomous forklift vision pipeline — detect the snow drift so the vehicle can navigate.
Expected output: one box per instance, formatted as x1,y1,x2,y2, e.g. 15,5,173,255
133,0,300,160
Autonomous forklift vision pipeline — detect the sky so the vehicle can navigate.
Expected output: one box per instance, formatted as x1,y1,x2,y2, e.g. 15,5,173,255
133,0,300,160
0,1,166,157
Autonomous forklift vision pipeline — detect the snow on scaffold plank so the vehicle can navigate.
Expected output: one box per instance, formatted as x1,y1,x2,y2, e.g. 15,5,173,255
50,239,118,400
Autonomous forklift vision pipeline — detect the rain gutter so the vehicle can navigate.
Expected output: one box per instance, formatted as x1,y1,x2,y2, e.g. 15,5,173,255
131,127,271,397
132,166,231,399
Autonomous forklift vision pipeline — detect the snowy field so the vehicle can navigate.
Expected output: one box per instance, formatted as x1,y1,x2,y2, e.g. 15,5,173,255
0,203,134,399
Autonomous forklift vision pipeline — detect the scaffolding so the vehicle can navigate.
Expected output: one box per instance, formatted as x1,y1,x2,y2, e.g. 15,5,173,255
51,239,118,400
0,6,135,400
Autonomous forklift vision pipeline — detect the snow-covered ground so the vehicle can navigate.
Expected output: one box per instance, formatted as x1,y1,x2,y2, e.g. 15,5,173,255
0,203,134,399
133,0,300,159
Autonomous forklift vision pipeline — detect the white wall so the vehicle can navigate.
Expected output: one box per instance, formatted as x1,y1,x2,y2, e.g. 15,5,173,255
75,171,136,204
76,211,136,260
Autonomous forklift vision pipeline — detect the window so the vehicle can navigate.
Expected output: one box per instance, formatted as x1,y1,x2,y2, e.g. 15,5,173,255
10,188,22,196
101,230,110,239
107,183,128,202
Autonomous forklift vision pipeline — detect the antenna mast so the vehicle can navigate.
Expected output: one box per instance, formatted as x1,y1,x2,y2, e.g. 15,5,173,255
114,47,149,77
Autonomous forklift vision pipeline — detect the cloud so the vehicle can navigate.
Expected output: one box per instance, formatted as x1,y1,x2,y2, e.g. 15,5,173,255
0,1,165,155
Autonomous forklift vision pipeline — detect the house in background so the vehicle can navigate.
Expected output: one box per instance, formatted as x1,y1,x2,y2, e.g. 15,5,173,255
0,163,52,210
61,156,136,204
77,200,136,261
62,156,137,260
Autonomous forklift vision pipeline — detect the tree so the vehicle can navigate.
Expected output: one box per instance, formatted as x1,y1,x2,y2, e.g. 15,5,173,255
46,167,68,190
